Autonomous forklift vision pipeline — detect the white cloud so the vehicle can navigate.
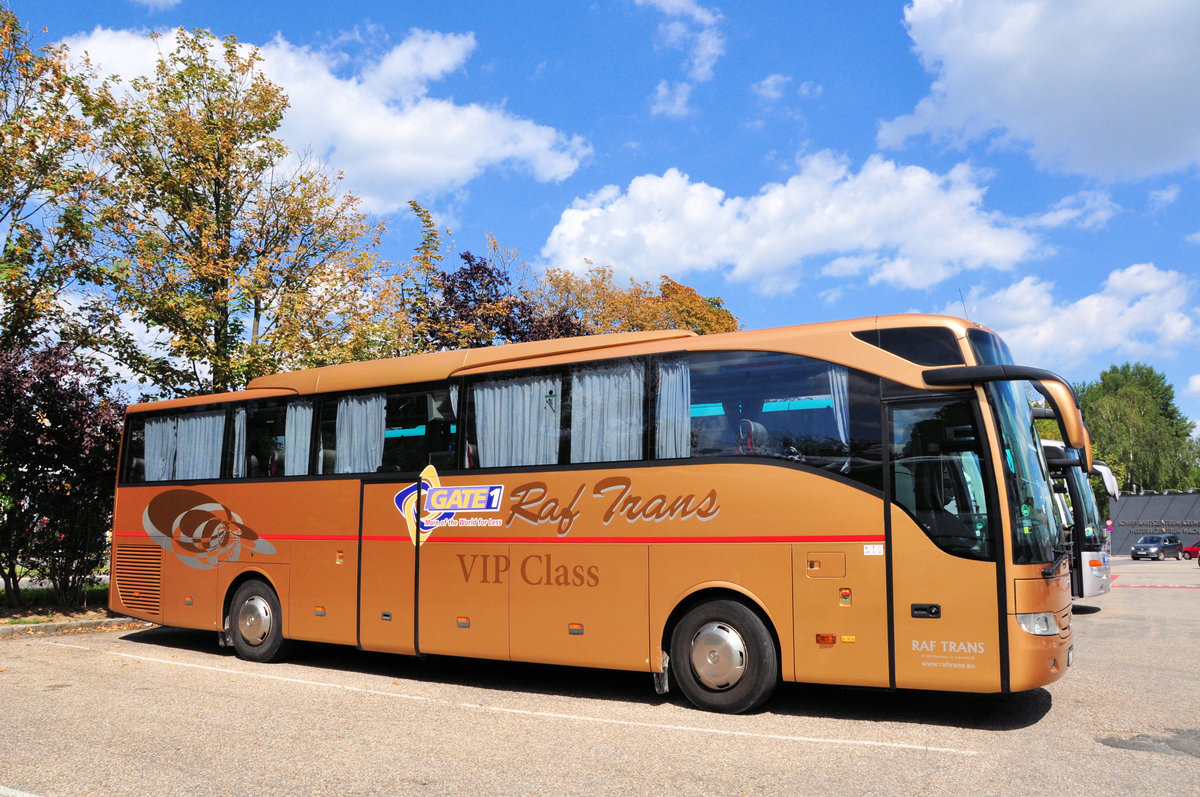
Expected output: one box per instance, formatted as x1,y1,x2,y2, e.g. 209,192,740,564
948,264,1197,370
1025,190,1120,230
879,0,1200,180
1150,184,1181,210
130,0,180,10
541,151,1040,293
651,80,693,118
637,0,725,116
62,27,591,214
1187,374,1200,397
752,74,791,102
797,81,822,99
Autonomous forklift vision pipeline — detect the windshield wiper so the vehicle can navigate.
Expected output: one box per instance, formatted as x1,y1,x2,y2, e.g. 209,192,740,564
1042,551,1070,578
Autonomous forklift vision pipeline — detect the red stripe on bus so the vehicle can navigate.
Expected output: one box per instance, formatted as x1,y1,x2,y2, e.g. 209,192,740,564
116,532,886,544
429,534,886,544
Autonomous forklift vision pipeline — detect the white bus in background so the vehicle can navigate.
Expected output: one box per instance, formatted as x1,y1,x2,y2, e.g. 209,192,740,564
1043,439,1118,599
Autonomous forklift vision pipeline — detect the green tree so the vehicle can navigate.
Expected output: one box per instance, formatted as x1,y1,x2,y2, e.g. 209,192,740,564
1079,363,1198,492
0,8,104,348
86,29,399,394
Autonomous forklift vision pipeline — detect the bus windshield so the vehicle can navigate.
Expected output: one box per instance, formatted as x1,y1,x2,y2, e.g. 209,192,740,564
988,379,1061,564
1068,467,1105,550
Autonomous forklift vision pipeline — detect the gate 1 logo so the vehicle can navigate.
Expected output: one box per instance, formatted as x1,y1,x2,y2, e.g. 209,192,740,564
393,465,503,545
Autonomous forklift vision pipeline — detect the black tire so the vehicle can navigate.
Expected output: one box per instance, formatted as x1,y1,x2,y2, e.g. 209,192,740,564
1184,552,1193,561
228,579,288,663
1156,552,1164,561
669,599,778,714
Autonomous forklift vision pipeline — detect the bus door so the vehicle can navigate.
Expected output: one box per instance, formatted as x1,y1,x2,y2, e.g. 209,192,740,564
413,471,510,661
359,478,419,655
361,473,511,659
360,472,511,659
887,397,1004,691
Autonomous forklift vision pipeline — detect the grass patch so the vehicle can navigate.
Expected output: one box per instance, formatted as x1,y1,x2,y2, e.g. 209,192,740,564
1,584,109,618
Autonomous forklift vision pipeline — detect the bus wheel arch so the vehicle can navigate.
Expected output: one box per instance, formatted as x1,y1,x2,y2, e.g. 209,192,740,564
225,575,289,663
662,588,780,713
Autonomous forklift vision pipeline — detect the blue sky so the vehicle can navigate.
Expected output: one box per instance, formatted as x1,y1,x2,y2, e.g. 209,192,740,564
16,0,1200,425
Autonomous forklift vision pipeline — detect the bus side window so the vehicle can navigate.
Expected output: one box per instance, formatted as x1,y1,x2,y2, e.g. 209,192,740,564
468,373,562,468
569,360,644,464
136,409,224,482
381,388,456,473
123,414,147,482
242,403,286,477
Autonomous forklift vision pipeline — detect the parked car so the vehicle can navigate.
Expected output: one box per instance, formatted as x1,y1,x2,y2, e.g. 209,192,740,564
1182,540,1200,560
1130,534,1182,560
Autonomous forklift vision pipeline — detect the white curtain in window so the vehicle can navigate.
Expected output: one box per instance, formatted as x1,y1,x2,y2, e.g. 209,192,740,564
571,362,643,463
336,393,385,473
828,364,851,472
285,400,313,476
474,374,561,467
655,359,691,459
144,416,178,482
175,411,225,480
232,407,247,478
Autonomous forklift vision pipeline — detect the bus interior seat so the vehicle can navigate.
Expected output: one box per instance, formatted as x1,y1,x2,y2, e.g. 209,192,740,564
737,419,772,455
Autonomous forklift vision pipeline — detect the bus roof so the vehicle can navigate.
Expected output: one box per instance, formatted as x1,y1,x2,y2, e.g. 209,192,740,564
127,314,999,413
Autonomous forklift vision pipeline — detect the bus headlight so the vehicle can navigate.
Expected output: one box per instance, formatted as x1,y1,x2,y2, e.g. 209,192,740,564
1017,612,1058,636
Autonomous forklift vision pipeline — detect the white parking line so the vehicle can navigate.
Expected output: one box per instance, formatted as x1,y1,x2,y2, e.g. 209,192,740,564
50,640,977,756
0,784,41,797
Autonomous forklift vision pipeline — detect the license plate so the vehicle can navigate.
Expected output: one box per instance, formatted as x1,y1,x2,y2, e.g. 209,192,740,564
1067,646,1074,667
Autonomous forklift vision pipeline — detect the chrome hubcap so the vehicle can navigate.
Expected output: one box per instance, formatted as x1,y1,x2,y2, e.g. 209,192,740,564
238,595,272,646
690,621,747,690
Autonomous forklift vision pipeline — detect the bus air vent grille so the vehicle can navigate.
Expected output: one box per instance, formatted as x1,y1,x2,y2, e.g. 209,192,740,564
114,545,163,616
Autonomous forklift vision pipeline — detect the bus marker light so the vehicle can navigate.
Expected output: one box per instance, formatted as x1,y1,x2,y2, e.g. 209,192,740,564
456,617,470,628
381,612,392,621
315,606,326,617
184,597,193,605
840,635,856,643
568,623,584,636
839,588,852,604
1087,559,1103,568
815,634,836,645
336,551,344,564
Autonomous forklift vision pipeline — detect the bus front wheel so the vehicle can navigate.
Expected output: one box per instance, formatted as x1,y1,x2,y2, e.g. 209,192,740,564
228,580,289,663
669,599,778,713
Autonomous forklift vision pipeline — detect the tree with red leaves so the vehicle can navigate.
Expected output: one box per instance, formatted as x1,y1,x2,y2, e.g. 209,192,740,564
0,343,123,606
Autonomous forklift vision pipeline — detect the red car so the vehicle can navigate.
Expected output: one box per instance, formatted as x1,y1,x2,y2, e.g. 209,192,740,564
1183,541,1200,561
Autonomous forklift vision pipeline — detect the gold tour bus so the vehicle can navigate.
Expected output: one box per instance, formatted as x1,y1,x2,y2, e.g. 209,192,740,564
109,314,1084,713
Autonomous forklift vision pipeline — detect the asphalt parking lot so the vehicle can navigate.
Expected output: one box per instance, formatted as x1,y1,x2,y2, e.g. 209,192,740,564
2,556,1198,796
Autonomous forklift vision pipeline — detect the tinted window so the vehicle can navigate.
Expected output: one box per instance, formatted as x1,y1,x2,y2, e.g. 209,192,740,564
855,327,965,366
891,398,993,560
381,388,456,472
967,328,1014,366
681,351,884,491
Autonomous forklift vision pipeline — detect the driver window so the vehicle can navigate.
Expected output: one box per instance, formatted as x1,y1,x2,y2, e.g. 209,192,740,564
891,399,994,560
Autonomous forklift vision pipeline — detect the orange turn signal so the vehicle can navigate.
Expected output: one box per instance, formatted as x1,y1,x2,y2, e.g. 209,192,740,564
815,633,836,645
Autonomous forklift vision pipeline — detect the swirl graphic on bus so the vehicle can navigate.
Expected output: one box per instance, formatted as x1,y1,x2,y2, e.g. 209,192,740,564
393,465,504,546
142,489,276,569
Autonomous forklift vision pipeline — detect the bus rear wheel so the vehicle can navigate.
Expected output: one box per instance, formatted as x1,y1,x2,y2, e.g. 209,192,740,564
669,599,778,713
228,580,288,663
